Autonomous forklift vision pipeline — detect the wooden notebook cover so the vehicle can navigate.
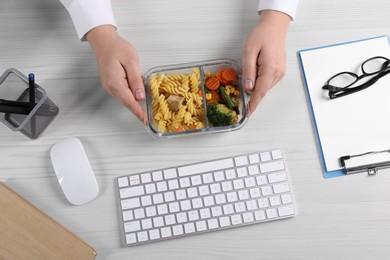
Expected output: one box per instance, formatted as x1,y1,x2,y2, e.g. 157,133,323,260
0,182,97,259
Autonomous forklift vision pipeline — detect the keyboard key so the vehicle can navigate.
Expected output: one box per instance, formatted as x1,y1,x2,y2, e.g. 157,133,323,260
191,175,202,186
234,155,249,166
203,173,214,183
172,225,184,236
207,219,219,229
222,181,233,192
269,196,281,206
219,216,231,227
137,231,148,242
152,171,163,181
246,200,258,210
161,227,172,238
124,221,141,232
231,214,243,225
121,198,140,210
196,221,207,232
164,168,177,179
278,205,295,217
281,194,293,204
141,218,152,229
243,212,254,223
176,212,188,223
200,208,211,219
178,158,234,177
165,214,176,225
273,183,290,194
126,233,137,244
248,153,260,164
237,167,248,177
141,173,152,183
213,171,225,181
149,229,160,240
116,149,296,247
153,216,164,227
248,165,259,175
134,208,145,219
211,206,223,217
261,186,273,196
184,223,195,233
268,171,287,183
168,179,179,190
244,177,256,188
254,210,266,221
120,186,144,199
118,177,129,187
123,210,134,221
157,181,168,192
129,175,140,185
145,206,157,217
260,160,285,173
225,169,236,179
199,185,210,196
175,189,187,200
249,187,261,198
145,183,156,194
260,152,271,162
152,194,163,204
203,196,215,207
188,210,199,221
266,208,278,219
271,150,283,159
210,183,221,194
141,195,152,206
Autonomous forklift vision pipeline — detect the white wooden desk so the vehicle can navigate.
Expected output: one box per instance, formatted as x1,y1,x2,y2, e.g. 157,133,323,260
1,0,390,259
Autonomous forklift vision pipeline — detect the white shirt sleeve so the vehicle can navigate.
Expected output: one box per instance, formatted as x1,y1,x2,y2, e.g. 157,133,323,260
59,0,116,41
258,0,299,20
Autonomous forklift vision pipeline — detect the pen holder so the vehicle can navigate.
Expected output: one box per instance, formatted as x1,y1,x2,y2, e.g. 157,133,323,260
0,68,59,139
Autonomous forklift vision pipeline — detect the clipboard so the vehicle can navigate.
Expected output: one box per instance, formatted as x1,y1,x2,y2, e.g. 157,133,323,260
298,35,390,177
0,182,97,259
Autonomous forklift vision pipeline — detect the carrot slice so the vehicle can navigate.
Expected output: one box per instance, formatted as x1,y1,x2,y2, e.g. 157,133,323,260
206,90,220,104
205,76,220,91
216,69,230,85
222,67,237,82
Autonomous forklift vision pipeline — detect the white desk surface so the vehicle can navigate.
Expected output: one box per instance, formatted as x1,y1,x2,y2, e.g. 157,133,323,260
1,0,390,259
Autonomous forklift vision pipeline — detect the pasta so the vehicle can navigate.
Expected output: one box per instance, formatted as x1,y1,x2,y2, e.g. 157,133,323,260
148,68,205,133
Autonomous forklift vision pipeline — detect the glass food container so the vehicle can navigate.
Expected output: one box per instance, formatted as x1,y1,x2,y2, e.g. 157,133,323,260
143,59,248,138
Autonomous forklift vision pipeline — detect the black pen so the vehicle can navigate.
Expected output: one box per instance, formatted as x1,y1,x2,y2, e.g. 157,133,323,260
29,73,35,110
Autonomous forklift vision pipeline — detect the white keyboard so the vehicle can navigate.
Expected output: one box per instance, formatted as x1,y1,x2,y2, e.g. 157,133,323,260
115,149,296,246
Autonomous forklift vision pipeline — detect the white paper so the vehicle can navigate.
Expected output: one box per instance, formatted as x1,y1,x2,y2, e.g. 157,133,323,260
300,36,390,172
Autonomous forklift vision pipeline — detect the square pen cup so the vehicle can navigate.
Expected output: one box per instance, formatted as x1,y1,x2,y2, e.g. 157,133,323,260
0,68,59,139
143,59,248,138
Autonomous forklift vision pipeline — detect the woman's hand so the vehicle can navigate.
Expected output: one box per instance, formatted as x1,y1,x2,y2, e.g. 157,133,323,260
242,10,291,117
87,25,146,122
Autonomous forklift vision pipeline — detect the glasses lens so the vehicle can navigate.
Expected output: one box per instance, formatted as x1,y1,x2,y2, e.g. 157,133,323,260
328,72,358,88
362,57,389,75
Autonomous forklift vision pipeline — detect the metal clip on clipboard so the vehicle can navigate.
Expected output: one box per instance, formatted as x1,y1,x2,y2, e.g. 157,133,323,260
340,149,390,175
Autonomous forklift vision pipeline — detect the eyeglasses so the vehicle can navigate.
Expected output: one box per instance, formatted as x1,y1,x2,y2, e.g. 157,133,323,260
322,56,390,99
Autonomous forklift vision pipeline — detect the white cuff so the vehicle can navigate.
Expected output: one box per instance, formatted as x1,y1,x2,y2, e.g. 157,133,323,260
60,0,117,41
258,0,299,20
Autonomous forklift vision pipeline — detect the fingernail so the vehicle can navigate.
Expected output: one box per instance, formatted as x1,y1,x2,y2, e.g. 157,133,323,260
135,89,145,100
244,79,253,91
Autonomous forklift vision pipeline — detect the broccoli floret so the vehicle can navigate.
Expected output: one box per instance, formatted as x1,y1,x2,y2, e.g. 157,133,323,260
207,103,237,127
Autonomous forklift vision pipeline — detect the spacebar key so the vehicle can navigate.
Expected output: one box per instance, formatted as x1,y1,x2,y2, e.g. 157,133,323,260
178,158,234,177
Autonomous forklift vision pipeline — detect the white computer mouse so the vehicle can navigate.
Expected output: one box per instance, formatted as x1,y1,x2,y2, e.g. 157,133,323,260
50,137,99,205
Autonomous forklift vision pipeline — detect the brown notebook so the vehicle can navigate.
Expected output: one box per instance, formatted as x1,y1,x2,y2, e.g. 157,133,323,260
0,182,97,259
